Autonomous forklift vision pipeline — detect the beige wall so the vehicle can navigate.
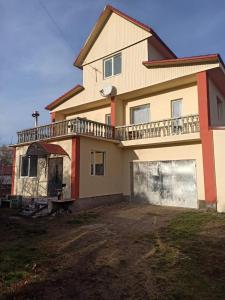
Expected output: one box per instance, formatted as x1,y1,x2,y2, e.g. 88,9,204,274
208,79,225,126
79,137,123,198
83,12,151,64
53,60,219,114
122,143,205,202
14,139,72,198
213,130,225,212
124,83,198,124
65,105,111,124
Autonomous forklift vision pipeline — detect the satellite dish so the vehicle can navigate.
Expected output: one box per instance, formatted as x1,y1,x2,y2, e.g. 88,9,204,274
100,85,113,97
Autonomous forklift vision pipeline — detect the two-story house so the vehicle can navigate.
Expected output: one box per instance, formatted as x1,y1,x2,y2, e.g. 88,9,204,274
11,5,225,212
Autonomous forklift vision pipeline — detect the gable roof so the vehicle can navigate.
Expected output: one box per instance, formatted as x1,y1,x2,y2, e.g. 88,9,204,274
45,84,84,111
74,5,176,68
143,54,224,68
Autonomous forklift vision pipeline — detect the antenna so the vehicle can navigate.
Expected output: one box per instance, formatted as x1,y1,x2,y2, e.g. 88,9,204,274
32,111,40,127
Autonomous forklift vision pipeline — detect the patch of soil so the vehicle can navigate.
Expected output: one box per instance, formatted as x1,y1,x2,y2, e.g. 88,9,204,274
1,204,225,299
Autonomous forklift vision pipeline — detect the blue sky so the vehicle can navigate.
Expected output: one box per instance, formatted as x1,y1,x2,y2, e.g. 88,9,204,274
1,0,225,145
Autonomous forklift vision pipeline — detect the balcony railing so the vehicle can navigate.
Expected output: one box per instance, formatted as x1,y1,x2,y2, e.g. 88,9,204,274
17,117,115,144
17,115,200,144
116,115,200,141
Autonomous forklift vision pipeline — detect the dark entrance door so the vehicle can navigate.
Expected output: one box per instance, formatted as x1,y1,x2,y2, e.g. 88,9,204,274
48,158,63,197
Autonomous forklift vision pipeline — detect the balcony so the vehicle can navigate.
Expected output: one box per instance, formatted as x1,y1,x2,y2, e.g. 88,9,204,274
17,117,115,144
116,115,200,141
17,115,200,145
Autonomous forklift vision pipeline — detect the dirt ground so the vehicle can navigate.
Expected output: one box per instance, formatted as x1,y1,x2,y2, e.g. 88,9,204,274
1,202,225,300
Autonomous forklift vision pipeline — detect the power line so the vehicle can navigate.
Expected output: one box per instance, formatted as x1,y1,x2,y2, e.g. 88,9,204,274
37,0,75,53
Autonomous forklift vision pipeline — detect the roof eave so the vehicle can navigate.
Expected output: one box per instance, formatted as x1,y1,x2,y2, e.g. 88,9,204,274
142,54,221,68
45,85,84,111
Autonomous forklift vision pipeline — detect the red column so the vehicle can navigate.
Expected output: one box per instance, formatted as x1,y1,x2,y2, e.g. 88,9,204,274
50,112,56,122
110,96,116,126
197,71,217,204
71,137,80,199
11,148,16,195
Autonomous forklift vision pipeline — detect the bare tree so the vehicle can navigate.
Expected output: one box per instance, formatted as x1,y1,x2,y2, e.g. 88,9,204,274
0,145,13,165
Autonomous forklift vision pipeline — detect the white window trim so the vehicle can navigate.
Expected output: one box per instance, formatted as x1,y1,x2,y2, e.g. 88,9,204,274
171,98,182,118
20,155,37,178
130,104,150,125
90,150,106,176
103,53,121,79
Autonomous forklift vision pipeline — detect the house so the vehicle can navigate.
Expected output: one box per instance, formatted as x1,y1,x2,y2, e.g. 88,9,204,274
0,146,13,197
11,5,225,212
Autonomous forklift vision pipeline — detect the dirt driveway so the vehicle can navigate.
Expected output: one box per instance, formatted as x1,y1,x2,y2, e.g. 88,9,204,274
1,202,225,299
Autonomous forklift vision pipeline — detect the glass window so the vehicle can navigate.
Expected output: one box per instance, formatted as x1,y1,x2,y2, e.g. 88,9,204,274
103,53,121,78
20,156,38,177
171,99,182,118
29,156,38,177
130,104,150,124
105,114,111,125
104,59,112,78
21,156,29,177
114,54,121,75
90,151,105,176
217,97,223,120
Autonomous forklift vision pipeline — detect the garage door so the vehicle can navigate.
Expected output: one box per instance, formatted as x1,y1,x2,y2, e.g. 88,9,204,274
131,160,198,208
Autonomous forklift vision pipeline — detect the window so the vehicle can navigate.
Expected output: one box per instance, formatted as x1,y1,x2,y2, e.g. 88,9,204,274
130,104,150,124
217,97,223,120
20,156,37,177
171,99,182,119
171,99,182,129
103,53,121,78
105,114,111,125
91,151,105,176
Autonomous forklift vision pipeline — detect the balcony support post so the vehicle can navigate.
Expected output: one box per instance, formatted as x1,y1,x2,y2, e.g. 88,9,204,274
197,71,217,205
11,147,16,195
71,136,80,200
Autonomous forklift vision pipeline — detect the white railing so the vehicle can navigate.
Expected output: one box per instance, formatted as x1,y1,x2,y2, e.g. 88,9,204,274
115,115,199,141
17,117,115,144
17,115,200,144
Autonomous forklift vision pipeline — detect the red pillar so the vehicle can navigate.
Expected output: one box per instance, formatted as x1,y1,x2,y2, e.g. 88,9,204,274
50,112,56,122
11,148,16,195
110,96,116,126
71,137,80,199
197,71,217,203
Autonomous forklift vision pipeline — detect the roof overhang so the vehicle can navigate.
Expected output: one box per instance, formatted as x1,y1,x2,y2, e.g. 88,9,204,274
143,54,224,68
26,142,69,157
74,5,176,69
45,84,84,111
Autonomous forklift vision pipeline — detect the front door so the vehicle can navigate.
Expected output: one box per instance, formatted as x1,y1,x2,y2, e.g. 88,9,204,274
48,157,63,197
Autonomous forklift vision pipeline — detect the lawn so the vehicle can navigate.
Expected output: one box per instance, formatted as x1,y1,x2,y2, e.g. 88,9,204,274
1,203,225,299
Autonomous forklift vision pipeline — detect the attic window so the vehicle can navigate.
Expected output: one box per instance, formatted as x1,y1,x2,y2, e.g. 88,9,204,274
103,53,121,79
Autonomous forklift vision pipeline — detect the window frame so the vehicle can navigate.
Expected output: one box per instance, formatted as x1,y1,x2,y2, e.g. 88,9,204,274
103,53,122,79
171,99,182,119
90,151,106,176
20,155,38,178
105,114,111,125
130,104,150,125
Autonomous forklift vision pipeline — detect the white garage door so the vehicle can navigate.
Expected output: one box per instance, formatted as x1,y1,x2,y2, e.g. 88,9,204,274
131,160,198,208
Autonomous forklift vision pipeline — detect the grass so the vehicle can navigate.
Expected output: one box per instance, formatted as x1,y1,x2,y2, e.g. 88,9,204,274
143,211,225,299
67,211,99,225
0,218,48,291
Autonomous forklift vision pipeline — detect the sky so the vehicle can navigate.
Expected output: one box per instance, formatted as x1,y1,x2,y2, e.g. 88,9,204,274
1,0,225,145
